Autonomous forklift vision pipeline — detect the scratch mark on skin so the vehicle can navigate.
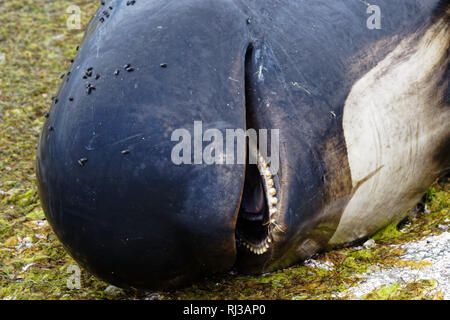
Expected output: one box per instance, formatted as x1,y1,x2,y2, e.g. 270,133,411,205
85,133,99,151
269,38,306,90
111,134,144,146
352,165,384,194
255,65,267,82
85,133,144,151
291,82,311,95
357,0,371,7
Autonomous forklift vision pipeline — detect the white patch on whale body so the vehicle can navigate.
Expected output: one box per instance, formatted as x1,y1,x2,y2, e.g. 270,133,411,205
329,19,450,246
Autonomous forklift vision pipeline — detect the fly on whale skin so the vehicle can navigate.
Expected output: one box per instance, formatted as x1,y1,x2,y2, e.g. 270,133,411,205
36,0,450,290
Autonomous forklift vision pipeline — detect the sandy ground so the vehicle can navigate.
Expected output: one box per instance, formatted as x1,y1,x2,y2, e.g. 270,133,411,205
346,230,450,299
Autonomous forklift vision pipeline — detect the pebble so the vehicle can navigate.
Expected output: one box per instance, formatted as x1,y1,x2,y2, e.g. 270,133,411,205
104,285,122,296
15,236,33,249
363,239,376,249
145,293,164,300
304,259,334,271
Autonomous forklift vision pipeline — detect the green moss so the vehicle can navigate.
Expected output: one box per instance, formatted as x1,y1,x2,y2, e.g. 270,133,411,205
371,221,403,242
363,283,401,300
349,249,374,260
395,280,443,300
362,280,440,300
425,187,437,202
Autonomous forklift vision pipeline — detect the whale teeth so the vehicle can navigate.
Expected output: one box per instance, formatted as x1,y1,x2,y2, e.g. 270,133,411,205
240,237,270,255
240,152,284,256
270,197,278,205
269,188,276,196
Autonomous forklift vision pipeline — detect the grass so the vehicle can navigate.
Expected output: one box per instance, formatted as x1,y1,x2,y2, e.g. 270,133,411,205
0,0,449,300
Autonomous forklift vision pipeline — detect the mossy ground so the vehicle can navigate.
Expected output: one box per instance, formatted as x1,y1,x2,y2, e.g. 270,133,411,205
0,0,449,300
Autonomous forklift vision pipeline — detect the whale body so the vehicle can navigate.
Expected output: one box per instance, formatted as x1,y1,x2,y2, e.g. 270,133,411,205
36,0,449,289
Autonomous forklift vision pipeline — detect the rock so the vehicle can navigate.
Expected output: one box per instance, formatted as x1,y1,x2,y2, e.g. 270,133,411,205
145,293,164,300
304,259,334,270
363,239,377,249
104,285,122,297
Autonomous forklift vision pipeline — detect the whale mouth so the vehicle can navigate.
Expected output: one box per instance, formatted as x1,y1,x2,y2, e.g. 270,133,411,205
235,43,281,256
235,153,278,255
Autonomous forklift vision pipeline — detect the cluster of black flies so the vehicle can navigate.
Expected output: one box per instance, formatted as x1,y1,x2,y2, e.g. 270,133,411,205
99,1,113,23
45,0,244,168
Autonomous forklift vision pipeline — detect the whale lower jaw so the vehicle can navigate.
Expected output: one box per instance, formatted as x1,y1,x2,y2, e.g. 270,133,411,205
235,150,279,256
